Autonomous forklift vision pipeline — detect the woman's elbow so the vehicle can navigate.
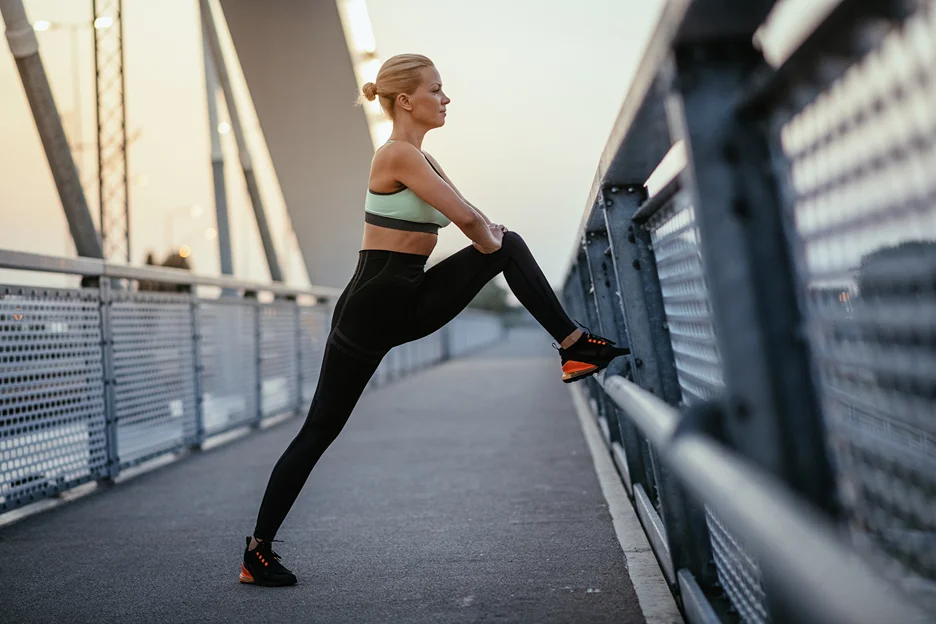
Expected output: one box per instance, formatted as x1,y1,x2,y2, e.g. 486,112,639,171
453,209,482,230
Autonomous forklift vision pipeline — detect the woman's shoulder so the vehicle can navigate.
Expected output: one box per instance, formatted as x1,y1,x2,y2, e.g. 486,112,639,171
369,142,415,192
373,141,429,172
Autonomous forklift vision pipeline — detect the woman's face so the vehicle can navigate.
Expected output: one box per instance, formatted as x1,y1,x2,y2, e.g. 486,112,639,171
401,66,450,128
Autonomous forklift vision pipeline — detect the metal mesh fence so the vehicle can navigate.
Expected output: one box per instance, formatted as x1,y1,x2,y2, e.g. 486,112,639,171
648,192,769,623
780,2,936,603
259,302,299,418
369,312,497,390
299,305,329,404
448,311,504,357
0,265,501,515
110,292,198,467
647,193,725,404
0,286,107,511
200,299,259,436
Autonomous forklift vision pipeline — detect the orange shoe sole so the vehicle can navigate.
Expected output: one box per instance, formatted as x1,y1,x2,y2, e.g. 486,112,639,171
239,563,255,584
562,361,599,383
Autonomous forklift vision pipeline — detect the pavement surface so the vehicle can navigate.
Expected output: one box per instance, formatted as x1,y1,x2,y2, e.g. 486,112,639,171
0,328,649,624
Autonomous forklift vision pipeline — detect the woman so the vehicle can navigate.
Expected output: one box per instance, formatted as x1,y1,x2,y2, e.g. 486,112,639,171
238,54,629,587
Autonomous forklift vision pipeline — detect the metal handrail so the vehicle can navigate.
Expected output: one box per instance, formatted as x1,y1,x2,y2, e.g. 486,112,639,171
741,0,916,117
632,175,682,224
0,248,343,299
598,373,929,624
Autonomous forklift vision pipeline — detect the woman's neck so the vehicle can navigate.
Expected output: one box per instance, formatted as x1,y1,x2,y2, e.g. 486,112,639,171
388,124,428,150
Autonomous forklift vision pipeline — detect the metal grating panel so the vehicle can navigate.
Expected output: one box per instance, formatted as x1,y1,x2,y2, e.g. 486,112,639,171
707,509,769,624
0,287,107,511
110,292,198,466
780,2,936,602
0,277,488,511
648,192,769,622
299,305,328,404
259,302,299,417
200,300,258,436
648,192,725,404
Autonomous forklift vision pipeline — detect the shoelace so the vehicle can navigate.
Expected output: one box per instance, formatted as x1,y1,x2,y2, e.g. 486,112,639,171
571,319,616,346
255,538,285,561
585,334,610,346
552,319,617,351
552,332,615,350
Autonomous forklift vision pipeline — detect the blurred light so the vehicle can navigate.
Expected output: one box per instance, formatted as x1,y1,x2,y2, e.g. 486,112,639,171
205,228,218,241
336,0,386,151
178,245,192,258
342,0,377,54
33,20,51,32
190,204,203,218
94,17,113,30
755,0,841,67
645,141,687,197
217,121,231,134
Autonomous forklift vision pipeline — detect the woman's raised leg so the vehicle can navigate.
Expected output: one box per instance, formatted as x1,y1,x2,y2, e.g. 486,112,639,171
410,230,577,342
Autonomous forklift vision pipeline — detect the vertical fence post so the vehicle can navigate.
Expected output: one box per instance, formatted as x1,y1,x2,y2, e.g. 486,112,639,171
188,290,205,451
664,43,837,513
440,324,451,363
598,187,655,494
603,183,718,596
582,224,630,447
96,277,120,482
571,256,607,429
245,290,263,428
289,296,303,415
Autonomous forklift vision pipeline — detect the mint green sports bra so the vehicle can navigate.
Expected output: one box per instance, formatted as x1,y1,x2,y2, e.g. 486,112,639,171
364,141,452,234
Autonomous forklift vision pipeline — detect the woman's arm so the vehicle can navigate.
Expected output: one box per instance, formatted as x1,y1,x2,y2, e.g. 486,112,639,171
422,152,493,226
384,143,501,252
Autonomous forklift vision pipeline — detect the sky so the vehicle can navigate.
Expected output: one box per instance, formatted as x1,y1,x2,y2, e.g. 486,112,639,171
0,0,824,290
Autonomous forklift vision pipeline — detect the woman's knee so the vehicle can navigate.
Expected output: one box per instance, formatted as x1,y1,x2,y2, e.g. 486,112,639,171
501,230,526,253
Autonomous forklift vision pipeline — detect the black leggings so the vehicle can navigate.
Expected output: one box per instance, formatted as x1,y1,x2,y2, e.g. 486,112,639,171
253,231,576,540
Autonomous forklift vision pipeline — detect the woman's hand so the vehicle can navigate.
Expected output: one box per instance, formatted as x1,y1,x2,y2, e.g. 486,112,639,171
473,223,506,254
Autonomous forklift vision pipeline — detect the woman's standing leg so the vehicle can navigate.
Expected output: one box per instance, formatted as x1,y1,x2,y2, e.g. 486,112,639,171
252,333,384,541
411,230,578,342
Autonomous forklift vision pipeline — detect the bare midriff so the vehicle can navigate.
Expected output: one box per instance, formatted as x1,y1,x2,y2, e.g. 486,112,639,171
361,222,439,256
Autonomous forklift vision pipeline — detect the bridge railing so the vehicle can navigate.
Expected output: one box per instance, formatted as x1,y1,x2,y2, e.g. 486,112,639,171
563,0,934,622
0,249,503,514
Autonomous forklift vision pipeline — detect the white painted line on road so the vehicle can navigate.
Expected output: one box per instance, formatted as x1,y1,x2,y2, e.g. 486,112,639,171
568,383,683,624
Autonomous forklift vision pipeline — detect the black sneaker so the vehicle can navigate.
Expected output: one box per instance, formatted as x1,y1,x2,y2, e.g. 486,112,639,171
239,537,298,587
555,324,630,384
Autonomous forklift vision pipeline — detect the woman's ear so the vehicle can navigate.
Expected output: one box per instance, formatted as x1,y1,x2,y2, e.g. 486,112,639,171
396,93,413,112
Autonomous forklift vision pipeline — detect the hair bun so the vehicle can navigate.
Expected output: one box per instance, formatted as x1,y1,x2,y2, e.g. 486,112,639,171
362,82,378,101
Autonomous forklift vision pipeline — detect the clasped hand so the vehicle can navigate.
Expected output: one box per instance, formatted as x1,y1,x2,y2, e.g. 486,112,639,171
473,223,509,254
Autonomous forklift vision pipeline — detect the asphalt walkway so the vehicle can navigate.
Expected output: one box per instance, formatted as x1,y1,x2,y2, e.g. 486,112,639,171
0,328,661,623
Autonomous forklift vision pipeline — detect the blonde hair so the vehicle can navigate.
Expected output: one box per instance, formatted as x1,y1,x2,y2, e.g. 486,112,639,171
357,53,435,118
